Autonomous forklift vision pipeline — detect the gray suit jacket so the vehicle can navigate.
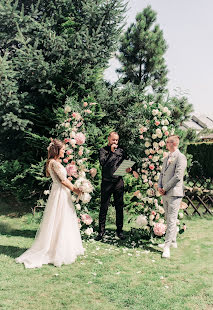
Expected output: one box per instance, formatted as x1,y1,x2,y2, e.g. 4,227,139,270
158,149,187,197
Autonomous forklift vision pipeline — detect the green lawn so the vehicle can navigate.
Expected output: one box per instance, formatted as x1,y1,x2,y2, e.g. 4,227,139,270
0,205,213,310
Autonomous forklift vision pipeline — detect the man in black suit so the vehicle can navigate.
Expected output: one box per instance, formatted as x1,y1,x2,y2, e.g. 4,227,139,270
96,132,130,240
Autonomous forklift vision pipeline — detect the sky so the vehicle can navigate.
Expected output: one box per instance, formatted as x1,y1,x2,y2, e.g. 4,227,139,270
104,0,213,116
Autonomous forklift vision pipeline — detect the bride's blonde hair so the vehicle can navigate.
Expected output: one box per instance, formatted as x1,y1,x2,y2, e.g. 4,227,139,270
46,139,64,177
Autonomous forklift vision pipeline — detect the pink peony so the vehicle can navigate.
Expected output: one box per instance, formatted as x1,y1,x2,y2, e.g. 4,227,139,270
149,164,155,170
153,223,166,236
81,213,93,225
66,164,78,176
75,132,86,145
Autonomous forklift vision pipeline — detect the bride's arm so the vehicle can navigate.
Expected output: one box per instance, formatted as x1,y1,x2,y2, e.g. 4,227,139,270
51,161,81,195
61,179,81,195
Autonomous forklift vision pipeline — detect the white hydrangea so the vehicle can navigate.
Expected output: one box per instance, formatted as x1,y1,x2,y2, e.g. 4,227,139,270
79,193,92,204
136,215,148,226
76,204,81,210
85,227,93,236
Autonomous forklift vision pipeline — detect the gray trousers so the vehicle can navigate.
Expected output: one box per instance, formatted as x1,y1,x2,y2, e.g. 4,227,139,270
162,196,182,247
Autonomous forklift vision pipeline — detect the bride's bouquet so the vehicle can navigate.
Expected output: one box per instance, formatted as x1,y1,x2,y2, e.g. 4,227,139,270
74,177,94,204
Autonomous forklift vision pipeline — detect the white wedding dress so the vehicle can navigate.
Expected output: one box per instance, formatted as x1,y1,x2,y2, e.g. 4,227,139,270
15,159,84,268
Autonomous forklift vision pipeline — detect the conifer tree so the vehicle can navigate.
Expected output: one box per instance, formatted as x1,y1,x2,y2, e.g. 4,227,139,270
117,5,168,93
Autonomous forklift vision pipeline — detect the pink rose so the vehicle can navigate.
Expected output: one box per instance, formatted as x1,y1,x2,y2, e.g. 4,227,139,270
66,164,78,176
133,171,139,179
149,164,155,170
165,131,169,136
72,112,81,120
78,150,83,156
83,102,88,107
151,210,156,216
133,190,140,196
153,223,166,236
66,150,72,155
75,132,86,145
63,158,69,163
84,109,92,114
149,155,152,159
77,122,83,128
155,121,160,126
89,168,97,178
140,135,144,139
81,214,93,225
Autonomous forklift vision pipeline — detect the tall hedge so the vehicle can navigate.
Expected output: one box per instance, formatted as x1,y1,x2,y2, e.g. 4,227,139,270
187,142,213,178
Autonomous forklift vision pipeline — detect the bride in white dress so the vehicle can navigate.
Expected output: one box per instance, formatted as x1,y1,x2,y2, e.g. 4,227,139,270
16,139,84,268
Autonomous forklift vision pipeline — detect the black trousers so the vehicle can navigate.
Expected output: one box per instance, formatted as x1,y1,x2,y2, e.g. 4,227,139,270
99,178,124,234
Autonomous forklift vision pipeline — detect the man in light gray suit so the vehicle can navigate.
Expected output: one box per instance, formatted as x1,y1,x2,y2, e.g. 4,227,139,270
158,135,187,258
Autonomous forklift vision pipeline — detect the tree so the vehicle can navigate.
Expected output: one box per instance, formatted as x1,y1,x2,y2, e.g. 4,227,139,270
117,5,168,93
0,0,126,204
